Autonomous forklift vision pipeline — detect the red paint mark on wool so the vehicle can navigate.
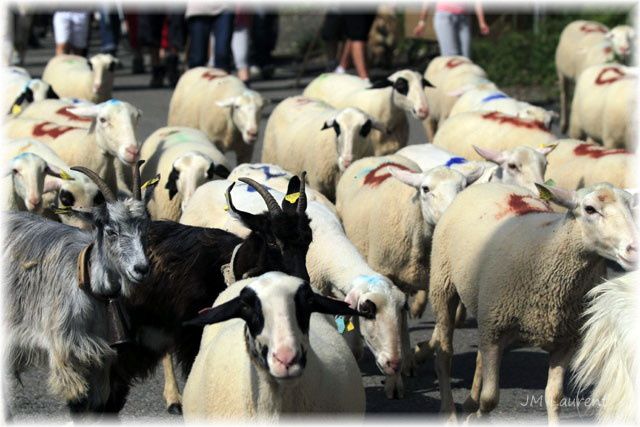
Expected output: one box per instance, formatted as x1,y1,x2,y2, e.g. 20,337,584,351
294,97,313,105
201,70,227,81
495,194,552,220
595,66,626,85
32,122,77,138
481,111,548,132
579,23,607,33
445,58,469,69
573,144,628,158
55,106,92,122
363,162,413,187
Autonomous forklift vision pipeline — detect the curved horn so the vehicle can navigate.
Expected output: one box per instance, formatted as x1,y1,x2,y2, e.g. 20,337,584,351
132,159,145,201
70,166,116,203
297,171,307,213
238,177,281,216
225,182,239,214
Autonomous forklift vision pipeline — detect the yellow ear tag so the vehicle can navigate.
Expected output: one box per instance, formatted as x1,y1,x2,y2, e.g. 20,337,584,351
59,170,73,181
284,192,300,204
346,320,355,332
11,104,22,115
141,176,159,189
223,205,229,211
537,185,553,202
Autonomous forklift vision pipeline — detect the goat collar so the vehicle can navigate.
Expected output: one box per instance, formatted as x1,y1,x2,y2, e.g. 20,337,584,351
77,243,97,294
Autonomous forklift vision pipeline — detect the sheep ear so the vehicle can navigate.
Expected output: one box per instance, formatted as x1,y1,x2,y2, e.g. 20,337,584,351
536,144,557,156
165,167,179,200
183,298,243,327
321,119,334,131
67,104,101,118
207,163,230,179
389,167,422,189
46,85,59,99
368,79,393,89
535,183,577,210
216,97,237,108
422,77,435,88
462,166,484,185
311,293,364,318
281,175,301,213
473,145,506,164
344,288,362,309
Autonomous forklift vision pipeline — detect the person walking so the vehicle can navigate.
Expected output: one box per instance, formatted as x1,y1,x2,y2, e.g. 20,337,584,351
335,12,376,80
52,9,91,56
185,3,234,71
413,1,489,58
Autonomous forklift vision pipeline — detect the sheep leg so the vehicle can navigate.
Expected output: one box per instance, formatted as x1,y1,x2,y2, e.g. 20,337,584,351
384,373,404,399
409,290,428,319
401,309,415,378
162,353,183,415
476,342,502,417
462,350,483,412
558,71,568,134
454,302,467,327
545,347,573,424
433,293,459,419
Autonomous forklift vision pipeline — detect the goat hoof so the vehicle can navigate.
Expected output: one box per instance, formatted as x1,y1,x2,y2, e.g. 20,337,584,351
167,403,182,415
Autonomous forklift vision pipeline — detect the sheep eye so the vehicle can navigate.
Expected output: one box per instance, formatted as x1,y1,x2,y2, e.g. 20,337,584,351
508,163,518,170
359,300,377,319
393,78,409,95
59,190,75,207
421,186,429,193
12,169,19,175
360,120,371,137
99,117,107,123
584,205,597,215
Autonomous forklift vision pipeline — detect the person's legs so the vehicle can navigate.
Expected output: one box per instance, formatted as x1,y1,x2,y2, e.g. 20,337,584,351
343,13,374,79
350,40,368,79
69,12,90,55
231,25,250,82
433,11,460,56
457,14,471,58
52,11,71,55
187,16,212,68
98,8,120,56
338,39,351,71
211,11,234,72
165,13,186,87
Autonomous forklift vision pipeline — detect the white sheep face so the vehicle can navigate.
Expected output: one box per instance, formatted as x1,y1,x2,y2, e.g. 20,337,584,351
387,70,430,120
542,183,639,271
345,275,407,376
88,53,118,95
322,107,382,171
27,79,54,103
6,153,53,212
169,152,217,212
67,100,142,165
218,90,265,145
607,25,635,58
390,165,483,225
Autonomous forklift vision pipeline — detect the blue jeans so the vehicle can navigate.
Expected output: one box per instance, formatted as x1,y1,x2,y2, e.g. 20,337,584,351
187,12,234,71
98,9,120,54
433,11,471,58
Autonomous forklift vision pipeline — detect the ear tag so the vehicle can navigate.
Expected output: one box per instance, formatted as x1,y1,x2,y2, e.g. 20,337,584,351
284,192,300,204
224,205,229,211
11,104,22,115
538,186,553,202
346,320,355,332
53,207,72,215
59,170,73,180
335,315,346,334
141,176,159,189
544,179,556,187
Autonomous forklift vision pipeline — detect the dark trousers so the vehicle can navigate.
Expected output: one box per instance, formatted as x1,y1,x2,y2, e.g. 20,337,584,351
187,12,234,70
138,13,185,51
99,11,121,54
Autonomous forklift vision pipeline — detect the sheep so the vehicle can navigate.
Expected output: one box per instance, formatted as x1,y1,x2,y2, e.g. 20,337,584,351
181,177,410,399
2,152,66,212
426,181,638,423
422,56,495,140
167,67,265,164
228,163,338,215
303,69,431,155
15,97,94,124
42,53,119,103
4,66,58,117
182,271,366,420
556,20,635,132
396,143,556,194
3,138,102,229
571,271,640,424
569,63,637,151
4,163,156,414
100,175,314,415
335,154,483,321
448,87,558,129
262,96,386,201
2,99,142,193
139,126,231,221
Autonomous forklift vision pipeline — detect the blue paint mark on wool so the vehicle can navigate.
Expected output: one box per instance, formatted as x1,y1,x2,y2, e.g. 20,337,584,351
248,165,287,180
445,157,467,168
480,93,509,103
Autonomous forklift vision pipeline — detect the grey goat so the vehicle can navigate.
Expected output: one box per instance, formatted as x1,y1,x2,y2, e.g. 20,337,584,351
3,161,157,414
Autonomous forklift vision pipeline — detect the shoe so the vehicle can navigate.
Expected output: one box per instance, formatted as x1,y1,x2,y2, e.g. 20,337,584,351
334,65,346,74
165,54,180,88
150,66,165,88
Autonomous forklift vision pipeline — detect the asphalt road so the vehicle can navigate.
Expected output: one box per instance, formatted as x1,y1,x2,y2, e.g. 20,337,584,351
7,23,594,424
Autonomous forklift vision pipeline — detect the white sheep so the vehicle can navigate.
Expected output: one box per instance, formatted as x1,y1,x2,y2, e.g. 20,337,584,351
555,20,635,132
569,63,637,151
4,66,58,117
303,69,431,155
227,163,338,215
182,271,366,420
396,143,555,194
571,271,640,424
262,96,386,201
181,178,410,399
2,99,142,192
139,126,231,221
448,87,558,129
167,67,265,164
42,53,118,103
427,182,638,423
3,138,102,229
335,154,482,320
422,56,495,140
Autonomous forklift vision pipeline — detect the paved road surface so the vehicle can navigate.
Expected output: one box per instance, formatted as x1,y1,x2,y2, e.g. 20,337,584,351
7,24,595,424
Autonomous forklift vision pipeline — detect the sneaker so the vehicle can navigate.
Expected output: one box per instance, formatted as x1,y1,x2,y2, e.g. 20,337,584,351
334,65,346,74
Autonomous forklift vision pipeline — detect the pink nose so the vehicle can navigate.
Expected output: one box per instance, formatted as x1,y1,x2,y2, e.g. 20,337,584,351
247,130,257,138
387,358,401,373
28,196,41,209
418,107,429,117
126,146,139,157
273,348,297,368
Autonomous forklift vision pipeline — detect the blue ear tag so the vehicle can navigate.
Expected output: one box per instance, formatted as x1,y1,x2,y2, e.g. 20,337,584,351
335,315,346,334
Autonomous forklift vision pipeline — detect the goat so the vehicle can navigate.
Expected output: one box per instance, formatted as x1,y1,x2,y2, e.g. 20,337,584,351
4,161,157,415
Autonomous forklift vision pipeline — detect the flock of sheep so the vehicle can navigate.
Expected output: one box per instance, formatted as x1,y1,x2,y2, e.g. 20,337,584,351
1,17,638,423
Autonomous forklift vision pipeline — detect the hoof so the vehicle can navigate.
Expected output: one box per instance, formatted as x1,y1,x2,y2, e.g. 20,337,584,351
167,403,182,415
384,374,404,400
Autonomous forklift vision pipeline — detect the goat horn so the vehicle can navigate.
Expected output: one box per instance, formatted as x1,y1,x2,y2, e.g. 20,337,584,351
297,171,307,214
70,166,116,203
225,182,239,214
238,177,282,216
132,159,145,201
